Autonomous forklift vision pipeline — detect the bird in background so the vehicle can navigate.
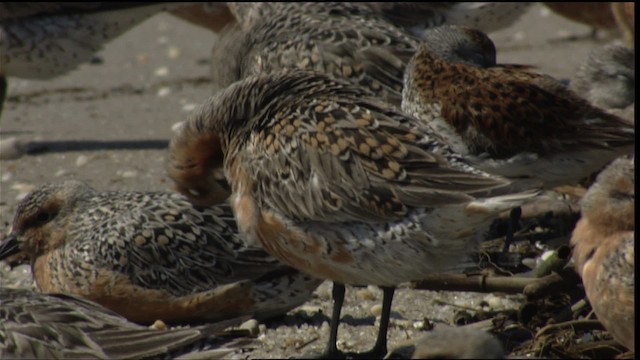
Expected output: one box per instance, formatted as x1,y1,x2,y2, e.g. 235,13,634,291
363,2,531,38
543,2,622,39
214,2,531,108
0,3,182,119
213,2,419,107
0,2,239,120
0,287,252,359
570,156,635,352
0,180,322,325
226,2,531,35
168,69,540,358
402,25,635,189
571,43,635,111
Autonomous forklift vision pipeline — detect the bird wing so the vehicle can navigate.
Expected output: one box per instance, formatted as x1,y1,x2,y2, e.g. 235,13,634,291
235,93,511,224
92,193,281,296
438,65,635,158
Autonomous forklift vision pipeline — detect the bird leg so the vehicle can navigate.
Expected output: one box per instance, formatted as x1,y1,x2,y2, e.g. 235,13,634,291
315,282,346,359
341,286,396,359
369,286,395,356
312,284,395,359
0,76,7,120
502,206,522,252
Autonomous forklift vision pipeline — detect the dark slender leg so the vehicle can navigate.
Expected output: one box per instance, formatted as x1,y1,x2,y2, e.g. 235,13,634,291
502,206,522,252
369,286,395,356
342,286,396,359
325,282,346,358
0,76,6,120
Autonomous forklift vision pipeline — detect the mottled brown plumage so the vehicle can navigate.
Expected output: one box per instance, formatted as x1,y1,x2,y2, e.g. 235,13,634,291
214,2,420,106
0,181,321,325
402,25,635,188
571,157,634,352
0,287,251,359
168,69,539,357
214,3,529,109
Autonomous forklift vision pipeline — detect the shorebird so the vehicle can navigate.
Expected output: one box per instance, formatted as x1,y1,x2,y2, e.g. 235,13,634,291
570,157,635,352
0,181,322,325
214,2,530,109
0,3,191,119
402,25,635,189
363,2,531,38
168,69,540,358
572,44,635,110
213,2,419,108
0,287,250,359
227,2,531,35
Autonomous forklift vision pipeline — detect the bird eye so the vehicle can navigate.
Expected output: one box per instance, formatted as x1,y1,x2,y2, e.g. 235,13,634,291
36,212,52,223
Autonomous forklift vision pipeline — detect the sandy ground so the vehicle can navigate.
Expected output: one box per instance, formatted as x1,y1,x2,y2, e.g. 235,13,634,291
0,4,626,359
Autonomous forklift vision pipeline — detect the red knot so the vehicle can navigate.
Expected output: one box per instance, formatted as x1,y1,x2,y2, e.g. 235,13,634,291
570,157,634,352
402,25,635,189
168,69,541,358
0,180,322,325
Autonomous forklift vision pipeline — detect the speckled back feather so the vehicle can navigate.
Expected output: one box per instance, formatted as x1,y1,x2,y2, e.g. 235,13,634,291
0,287,250,359
213,2,419,107
404,26,635,160
172,69,534,222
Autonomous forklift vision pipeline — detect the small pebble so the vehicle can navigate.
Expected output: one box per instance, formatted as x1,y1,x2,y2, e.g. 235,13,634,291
181,103,197,112
76,155,90,167
155,66,169,77
483,294,505,309
2,171,13,182
0,137,27,160
167,46,181,59
171,121,185,133
412,319,432,331
239,319,260,336
315,283,332,301
157,86,171,97
357,286,377,301
54,169,69,177
119,170,138,178
370,304,383,317
149,319,167,331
